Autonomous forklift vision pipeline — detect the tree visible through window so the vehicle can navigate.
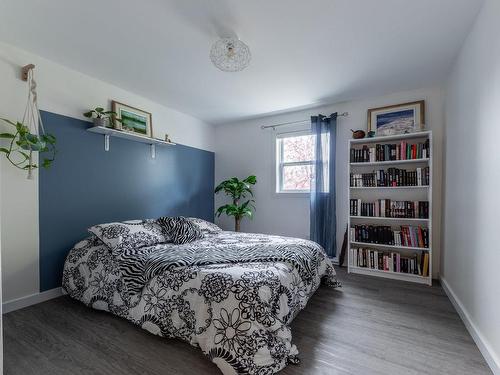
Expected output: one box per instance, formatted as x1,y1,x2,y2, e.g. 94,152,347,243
276,133,315,192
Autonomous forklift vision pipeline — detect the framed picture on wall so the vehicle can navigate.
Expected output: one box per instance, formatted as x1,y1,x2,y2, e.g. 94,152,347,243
112,100,153,137
367,100,425,136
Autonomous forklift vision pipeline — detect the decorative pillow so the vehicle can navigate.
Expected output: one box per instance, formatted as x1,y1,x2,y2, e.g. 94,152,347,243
187,217,222,235
157,216,204,244
88,219,169,255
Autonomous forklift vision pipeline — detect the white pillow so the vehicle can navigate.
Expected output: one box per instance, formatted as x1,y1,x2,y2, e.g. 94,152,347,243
187,217,222,234
88,219,169,255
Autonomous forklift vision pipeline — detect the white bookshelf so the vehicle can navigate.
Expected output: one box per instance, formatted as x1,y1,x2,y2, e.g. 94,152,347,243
347,131,433,286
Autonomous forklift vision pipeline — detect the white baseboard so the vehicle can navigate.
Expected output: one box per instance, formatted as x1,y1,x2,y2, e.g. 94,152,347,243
2,287,63,314
440,277,500,375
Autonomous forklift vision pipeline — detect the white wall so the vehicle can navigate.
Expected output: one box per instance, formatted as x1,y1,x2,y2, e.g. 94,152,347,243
0,128,3,368
442,0,500,372
215,87,444,278
0,41,215,303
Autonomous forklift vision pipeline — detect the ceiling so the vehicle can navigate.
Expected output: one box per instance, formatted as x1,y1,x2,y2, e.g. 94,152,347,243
0,0,484,124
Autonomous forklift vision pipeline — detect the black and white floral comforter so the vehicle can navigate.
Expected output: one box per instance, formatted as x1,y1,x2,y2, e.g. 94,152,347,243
62,231,339,374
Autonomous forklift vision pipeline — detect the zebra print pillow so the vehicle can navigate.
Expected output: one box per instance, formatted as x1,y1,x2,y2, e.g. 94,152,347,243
88,220,169,256
157,216,204,244
186,217,222,235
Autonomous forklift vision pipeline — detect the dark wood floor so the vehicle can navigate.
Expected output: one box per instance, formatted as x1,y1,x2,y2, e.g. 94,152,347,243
3,269,491,375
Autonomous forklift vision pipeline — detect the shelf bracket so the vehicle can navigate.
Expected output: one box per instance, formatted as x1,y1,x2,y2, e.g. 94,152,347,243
151,144,156,159
104,134,110,151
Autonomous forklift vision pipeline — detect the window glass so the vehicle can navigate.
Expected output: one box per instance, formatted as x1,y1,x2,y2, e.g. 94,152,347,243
276,132,316,193
282,135,314,163
282,164,314,191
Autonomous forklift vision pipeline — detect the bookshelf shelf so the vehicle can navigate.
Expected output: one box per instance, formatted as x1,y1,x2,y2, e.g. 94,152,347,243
350,158,429,167
351,241,430,252
350,216,429,222
350,186,429,190
350,131,431,144
347,131,433,286
349,266,430,284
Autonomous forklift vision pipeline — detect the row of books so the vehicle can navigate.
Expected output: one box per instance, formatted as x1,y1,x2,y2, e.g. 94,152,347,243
350,225,429,248
349,199,429,219
350,140,430,163
350,248,430,277
350,167,430,187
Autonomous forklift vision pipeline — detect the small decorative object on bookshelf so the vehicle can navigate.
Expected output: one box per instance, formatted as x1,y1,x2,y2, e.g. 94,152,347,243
351,129,366,139
348,130,432,285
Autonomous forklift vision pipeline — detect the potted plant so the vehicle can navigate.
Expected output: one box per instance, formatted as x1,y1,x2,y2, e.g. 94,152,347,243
215,175,257,232
83,107,119,128
0,118,56,178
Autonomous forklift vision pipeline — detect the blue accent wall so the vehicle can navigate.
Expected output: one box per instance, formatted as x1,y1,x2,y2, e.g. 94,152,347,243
39,111,214,291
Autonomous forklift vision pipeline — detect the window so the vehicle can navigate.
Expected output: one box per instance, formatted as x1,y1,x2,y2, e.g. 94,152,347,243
276,132,315,193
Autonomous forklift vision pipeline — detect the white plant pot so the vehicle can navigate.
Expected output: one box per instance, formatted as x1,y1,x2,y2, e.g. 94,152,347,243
93,118,109,128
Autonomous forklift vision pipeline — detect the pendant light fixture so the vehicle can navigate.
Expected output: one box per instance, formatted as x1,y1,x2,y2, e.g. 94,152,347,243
210,37,251,72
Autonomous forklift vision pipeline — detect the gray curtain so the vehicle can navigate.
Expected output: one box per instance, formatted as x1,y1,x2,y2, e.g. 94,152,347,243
310,113,337,257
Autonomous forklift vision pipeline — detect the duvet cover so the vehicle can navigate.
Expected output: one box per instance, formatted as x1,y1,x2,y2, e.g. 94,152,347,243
62,230,339,374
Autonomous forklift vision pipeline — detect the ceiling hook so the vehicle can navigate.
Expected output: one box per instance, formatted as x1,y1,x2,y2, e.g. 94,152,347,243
21,64,35,81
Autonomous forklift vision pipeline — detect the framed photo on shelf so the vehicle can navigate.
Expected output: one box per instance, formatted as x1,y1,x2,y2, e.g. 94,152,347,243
367,100,425,136
112,100,153,137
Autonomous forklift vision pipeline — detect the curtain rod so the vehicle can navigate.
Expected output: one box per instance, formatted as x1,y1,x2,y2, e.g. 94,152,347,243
260,112,349,130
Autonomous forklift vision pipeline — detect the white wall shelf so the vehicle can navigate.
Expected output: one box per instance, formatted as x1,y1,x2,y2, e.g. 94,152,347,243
347,131,433,286
87,126,176,159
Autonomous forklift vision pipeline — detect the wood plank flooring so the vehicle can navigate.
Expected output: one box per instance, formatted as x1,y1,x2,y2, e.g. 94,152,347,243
3,269,492,375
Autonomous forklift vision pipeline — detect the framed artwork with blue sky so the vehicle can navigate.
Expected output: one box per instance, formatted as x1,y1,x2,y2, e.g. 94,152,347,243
368,100,425,136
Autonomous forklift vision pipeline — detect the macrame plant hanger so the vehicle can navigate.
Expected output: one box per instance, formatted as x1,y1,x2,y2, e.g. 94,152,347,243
21,64,46,179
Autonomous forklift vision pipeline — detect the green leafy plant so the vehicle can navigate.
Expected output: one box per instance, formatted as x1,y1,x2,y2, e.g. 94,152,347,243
83,107,117,119
215,175,257,232
83,107,123,129
0,118,56,172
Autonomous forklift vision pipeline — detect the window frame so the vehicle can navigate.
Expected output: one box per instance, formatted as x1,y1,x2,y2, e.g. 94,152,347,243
275,130,314,194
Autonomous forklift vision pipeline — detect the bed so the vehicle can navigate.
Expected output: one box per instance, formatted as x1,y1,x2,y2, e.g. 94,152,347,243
62,217,339,374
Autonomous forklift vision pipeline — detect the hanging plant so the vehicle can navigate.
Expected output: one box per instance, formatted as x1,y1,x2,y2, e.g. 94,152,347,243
0,64,57,178
0,118,56,171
